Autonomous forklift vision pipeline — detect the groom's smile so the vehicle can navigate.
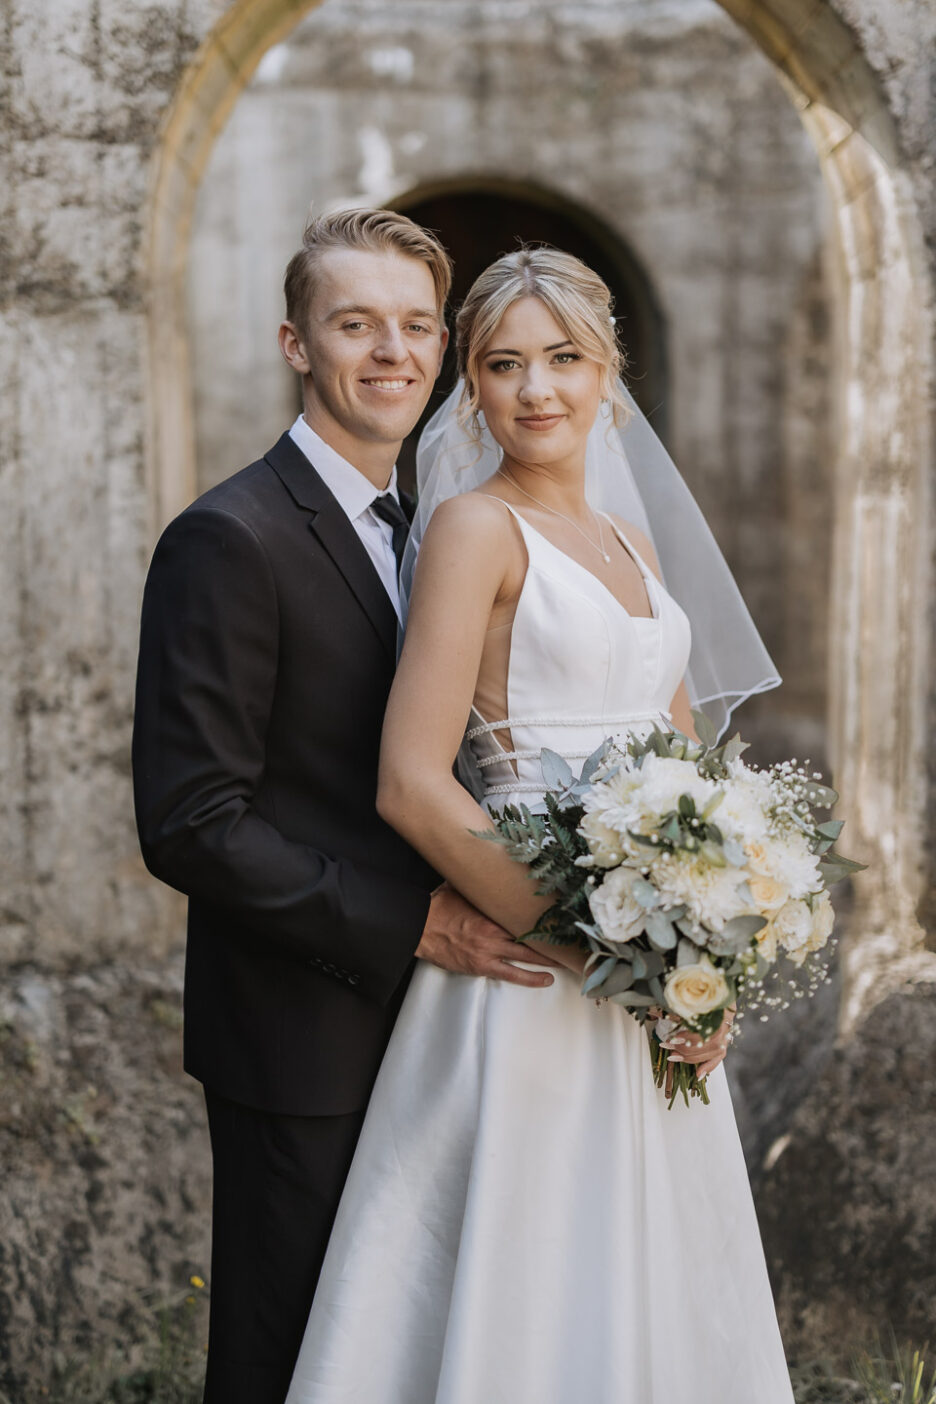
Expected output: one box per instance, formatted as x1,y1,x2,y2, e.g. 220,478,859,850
279,246,448,485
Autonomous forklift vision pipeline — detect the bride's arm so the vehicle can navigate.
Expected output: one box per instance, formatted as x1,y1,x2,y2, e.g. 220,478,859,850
378,494,586,976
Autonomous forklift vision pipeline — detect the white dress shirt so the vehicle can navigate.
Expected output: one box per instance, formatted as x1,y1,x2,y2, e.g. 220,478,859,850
289,414,403,620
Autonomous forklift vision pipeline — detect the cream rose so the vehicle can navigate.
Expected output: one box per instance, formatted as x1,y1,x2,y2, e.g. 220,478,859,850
807,891,835,952
772,899,813,963
663,955,730,1021
746,870,789,913
755,917,780,962
580,809,627,868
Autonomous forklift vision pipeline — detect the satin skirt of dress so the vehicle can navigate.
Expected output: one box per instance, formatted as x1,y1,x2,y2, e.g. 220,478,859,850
286,959,794,1404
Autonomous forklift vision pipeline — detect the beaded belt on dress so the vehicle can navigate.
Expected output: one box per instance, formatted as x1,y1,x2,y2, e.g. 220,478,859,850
466,711,672,795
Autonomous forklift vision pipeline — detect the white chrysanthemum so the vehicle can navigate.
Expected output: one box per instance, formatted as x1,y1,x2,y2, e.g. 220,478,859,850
654,851,752,931
713,778,771,845
760,831,823,901
588,866,648,943
580,765,646,845
630,755,718,819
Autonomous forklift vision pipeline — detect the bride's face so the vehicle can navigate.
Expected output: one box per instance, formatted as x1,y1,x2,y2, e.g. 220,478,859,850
475,297,603,469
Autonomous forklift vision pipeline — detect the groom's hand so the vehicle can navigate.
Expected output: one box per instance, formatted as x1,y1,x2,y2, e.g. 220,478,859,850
416,884,559,987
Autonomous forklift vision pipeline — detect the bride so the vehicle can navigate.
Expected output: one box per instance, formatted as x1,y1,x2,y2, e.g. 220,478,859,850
286,248,794,1402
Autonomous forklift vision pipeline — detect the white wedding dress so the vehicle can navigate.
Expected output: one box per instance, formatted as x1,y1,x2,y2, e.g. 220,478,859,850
287,506,794,1404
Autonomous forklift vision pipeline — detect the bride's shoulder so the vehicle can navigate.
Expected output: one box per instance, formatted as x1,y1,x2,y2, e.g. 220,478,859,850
423,491,516,547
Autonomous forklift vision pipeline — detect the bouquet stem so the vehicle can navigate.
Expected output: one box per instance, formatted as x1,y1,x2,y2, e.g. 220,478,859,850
650,1034,710,1108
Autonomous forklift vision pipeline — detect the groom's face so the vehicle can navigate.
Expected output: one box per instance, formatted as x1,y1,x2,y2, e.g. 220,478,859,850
284,247,447,459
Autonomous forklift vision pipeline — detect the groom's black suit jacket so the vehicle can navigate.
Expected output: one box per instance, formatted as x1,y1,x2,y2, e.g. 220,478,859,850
132,432,436,1117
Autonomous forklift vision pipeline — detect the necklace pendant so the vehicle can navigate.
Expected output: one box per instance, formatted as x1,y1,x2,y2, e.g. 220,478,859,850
602,551,611,563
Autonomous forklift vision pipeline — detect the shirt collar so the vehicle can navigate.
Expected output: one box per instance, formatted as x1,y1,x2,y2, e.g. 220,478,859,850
288,415,399,522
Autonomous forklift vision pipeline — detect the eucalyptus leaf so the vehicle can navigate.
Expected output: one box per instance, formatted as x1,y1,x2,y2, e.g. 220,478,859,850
632,877,660,910
720,736,749,764
648,975,665,1003
639,950,665,979
645,910,678,950
677,936,701,967
722,837,746,867
805,781,838,807
817,819,845,840
691,709,718,749
596,962,636,997
540,748,575,791
580,740,613,784
819,855,867,885
582,955,618,996
701,789,725,820
609,990,657,1008
705,915,766,958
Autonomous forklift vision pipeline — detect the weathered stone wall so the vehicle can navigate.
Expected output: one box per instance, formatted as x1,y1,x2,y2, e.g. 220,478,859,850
187,0,835,764
1,0,934,1394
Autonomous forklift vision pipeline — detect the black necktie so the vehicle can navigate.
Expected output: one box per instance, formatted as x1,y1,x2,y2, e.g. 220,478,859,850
371,493,409,577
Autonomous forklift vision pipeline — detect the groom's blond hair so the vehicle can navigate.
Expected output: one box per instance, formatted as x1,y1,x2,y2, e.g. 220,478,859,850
284,208,453,335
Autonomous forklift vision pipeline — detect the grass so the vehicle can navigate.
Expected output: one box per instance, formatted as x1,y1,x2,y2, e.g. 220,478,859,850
1,1284,209,1404
854,1333,936,1404
6,1301,933,1403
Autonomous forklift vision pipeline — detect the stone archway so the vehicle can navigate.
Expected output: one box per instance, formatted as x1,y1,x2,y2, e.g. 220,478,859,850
146,0,935,1027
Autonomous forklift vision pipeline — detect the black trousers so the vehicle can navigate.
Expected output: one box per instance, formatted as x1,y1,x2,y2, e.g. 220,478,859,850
202,1089,366,1404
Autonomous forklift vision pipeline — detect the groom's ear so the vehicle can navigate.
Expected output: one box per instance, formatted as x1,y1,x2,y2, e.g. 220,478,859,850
437,323,449,376
279,320,312,377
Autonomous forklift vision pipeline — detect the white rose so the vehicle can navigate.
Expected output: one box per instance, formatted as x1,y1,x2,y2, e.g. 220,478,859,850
588,866,649,943
663,955,730,1021
580,809,626,868
772,899,813,963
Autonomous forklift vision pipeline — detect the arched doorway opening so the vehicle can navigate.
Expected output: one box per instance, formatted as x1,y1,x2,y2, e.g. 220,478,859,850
391,178,667,488
146,0,935,1027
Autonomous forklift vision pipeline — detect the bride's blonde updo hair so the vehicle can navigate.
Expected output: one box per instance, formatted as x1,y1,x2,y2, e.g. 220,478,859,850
455,246,632,433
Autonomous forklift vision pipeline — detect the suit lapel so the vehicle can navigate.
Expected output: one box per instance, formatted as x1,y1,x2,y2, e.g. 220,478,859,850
265,433,398,661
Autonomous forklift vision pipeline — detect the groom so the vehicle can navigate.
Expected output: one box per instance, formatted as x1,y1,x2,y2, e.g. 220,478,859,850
132,208,557,1404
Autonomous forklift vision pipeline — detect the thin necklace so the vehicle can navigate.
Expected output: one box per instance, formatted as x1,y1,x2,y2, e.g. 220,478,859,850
496,467,611,563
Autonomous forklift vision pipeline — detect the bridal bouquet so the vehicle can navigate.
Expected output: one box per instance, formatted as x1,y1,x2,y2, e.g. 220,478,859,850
480,715,865,1107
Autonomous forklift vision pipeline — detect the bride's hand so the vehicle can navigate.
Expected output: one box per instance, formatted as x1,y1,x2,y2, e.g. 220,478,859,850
663,1007,735,1079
